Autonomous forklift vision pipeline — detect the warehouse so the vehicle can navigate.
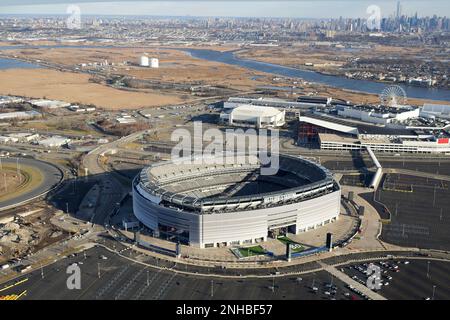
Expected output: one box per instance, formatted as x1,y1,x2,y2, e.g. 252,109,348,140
0,110,40,120
39,136,71,148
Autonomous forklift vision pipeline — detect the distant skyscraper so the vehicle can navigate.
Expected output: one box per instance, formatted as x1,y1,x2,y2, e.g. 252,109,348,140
396,1,402,19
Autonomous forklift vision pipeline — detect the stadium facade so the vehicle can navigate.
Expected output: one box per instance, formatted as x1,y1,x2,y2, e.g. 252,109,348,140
133,154,340,248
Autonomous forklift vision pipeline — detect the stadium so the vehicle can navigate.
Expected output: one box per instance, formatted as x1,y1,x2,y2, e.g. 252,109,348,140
132,154,341,248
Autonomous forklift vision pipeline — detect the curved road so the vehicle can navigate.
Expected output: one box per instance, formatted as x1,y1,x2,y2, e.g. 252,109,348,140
82,130,150,226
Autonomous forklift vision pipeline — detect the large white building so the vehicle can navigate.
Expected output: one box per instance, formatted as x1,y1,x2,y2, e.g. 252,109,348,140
133,154,341,248
299,114,450,154
29,99,71,109
220,104,285,128
337,105,420,125
39,136,71,148
0,111,41,120
0,96,23,106
421,103,450,120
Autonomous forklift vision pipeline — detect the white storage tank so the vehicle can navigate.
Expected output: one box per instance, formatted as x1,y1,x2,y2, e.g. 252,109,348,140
150,58,159,68
140,56,149,67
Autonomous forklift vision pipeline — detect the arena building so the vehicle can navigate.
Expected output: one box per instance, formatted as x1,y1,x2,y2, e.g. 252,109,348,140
220,104,285,128
133,154,341,248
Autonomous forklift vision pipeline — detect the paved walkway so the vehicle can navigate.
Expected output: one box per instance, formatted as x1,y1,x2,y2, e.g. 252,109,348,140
341,186,395,251
342,186,383,248
318,261,387,300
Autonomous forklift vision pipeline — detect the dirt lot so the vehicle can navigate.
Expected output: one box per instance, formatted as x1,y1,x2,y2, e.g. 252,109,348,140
0,168,24,199
0,165,43,203
0,208,69,263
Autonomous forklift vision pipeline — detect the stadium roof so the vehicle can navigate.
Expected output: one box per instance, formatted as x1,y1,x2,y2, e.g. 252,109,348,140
231,104,283,118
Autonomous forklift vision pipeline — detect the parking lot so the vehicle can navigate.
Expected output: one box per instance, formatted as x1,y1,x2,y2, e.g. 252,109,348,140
380,160,450,176
362,174,450,251
341,259,450,300
0,246,366,300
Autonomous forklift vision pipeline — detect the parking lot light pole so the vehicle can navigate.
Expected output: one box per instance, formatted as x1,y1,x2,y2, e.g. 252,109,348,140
433,186,436,207
272,277,275,293
427,261,430,278
432,285,436,300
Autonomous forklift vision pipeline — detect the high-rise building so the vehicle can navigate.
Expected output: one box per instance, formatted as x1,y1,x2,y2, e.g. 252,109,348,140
396,1,402,19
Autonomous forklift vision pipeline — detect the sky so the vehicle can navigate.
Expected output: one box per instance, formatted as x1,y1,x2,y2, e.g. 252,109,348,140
0,1,448,19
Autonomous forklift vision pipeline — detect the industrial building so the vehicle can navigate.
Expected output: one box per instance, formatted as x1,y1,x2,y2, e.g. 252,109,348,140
225,97,307,110
29,99,71,109
139,56,159,68
299,113,450,153
421,103,450,119
0,96,23,105
39,136,71,148
0,110,41,121
68,105,96,113
220,104,285,128
337,105,420,125
6,133,40,143
139,56,149,67
133,154,341,248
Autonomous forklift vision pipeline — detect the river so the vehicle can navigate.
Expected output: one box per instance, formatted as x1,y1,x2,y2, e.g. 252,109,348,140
0,57,42,70
183,48,450,102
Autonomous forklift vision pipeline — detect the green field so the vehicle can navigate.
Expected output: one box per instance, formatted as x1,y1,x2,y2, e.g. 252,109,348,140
237,245,266,257
277,236,305,252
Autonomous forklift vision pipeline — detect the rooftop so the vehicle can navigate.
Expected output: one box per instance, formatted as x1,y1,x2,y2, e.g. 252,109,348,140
231,104,283,118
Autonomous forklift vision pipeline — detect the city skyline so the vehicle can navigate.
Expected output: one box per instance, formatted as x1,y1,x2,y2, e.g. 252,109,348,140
0,0,449,19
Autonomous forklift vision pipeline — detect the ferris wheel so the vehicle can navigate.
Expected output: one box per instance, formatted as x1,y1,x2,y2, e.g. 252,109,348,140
380,85,407,108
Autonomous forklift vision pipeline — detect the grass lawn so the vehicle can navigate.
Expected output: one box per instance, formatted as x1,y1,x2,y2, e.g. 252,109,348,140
238,245,266,257
277,236,305,252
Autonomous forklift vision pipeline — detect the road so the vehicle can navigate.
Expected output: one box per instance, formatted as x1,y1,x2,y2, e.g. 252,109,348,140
82,130,150,227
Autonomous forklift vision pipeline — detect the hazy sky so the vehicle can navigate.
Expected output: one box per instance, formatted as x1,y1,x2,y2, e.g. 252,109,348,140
0,1,448,19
